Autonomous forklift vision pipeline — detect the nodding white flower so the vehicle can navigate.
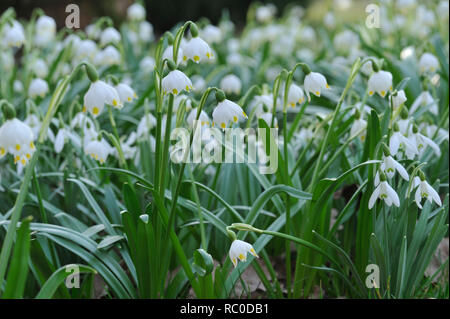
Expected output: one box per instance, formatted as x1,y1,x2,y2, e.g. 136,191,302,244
100,27,121,46
119,131,138,160
139,56,156,72
0,118,36,166
13,80,23,93
28,78,49,98
333,30,359,54
127,3,146,21
115,83,137,104
186,109,209,127
419,53,439,73
220,74,241,95
162,70,193,95
32,59,49,78
83,80,122,117
84,138,112,164
287,83,305,107
212,99,247,129
255,4,276,23
201,25,222,44
136,113,157,139
412,176,442,209
389,129,418,157
182,36,214,63
390,90,407,109
139,21,154,42
86,24,101,40
409,91,438,115
379,155,410,181
259,112,278,128
74,39,98,62
54,128,70,153
304,72,329,101
34,15,56,47
409,128,441,157
368,179,400,209
94,45,121,66
228,239,258,267
368,70,393,98
2,20,25,48
350,118,367,142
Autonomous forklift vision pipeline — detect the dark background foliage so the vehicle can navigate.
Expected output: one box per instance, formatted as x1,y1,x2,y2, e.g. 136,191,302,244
1,0,310,33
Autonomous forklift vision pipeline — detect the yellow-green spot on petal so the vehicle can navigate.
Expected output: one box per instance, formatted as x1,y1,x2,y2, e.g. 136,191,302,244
172,88,178,95
238,254,245,261
221,123,226,129
194,55,200,62
15,144,21,151
113,99,118,106
233,116,238,122
0,148,5,156
93,107,99,115
369,91,374,96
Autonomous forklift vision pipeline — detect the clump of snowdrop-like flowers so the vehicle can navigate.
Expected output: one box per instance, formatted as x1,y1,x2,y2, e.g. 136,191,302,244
412,171,442,209
419,52,439,73
369,171,400,209
83,80,122,116
182,24,214,64
28,78,49,98
220,74,242,95
229,239,259,267
212,90,247,129
0,102,36,166
161,61,193,95
2,20,25,48
368,67,393,98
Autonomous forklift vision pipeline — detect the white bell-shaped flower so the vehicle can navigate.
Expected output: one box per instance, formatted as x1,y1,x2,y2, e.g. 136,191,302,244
368,70,393,98
390,90,407,109
34,15,56,47
162,70,193,95
32,59,49,78
187,109,210,127
84,137,112,164
83,80,122,117
162,45,184,66
127,3,146,21
0,118,36,166
259,112,278,128
389,129,418,157
220,74,241,95
350,118,367,142
136,113,157,139
139,56,155,72
182,36,213,63
381,155,409,181
201,25,222,44
409,91,438,115
2,20,25,48
100,27,121,46
115,83,137,104
28,78,49,98
228,239,258,267
287,83,305,107
304,72,329,101
94,45,121,66
212,99,247,129
368,179,400,209
419,53,439,73
409,127,441,157
412,176,442,209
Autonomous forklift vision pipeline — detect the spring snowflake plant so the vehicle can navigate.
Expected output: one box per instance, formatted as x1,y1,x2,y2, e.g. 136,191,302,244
0,0,448,300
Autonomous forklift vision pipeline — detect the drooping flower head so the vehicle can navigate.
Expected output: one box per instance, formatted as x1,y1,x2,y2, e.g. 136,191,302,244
182,23,214,63
83,80,122,116
162,62,193,95
212,90,247,129
228,239,259,267
368,70,393,98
